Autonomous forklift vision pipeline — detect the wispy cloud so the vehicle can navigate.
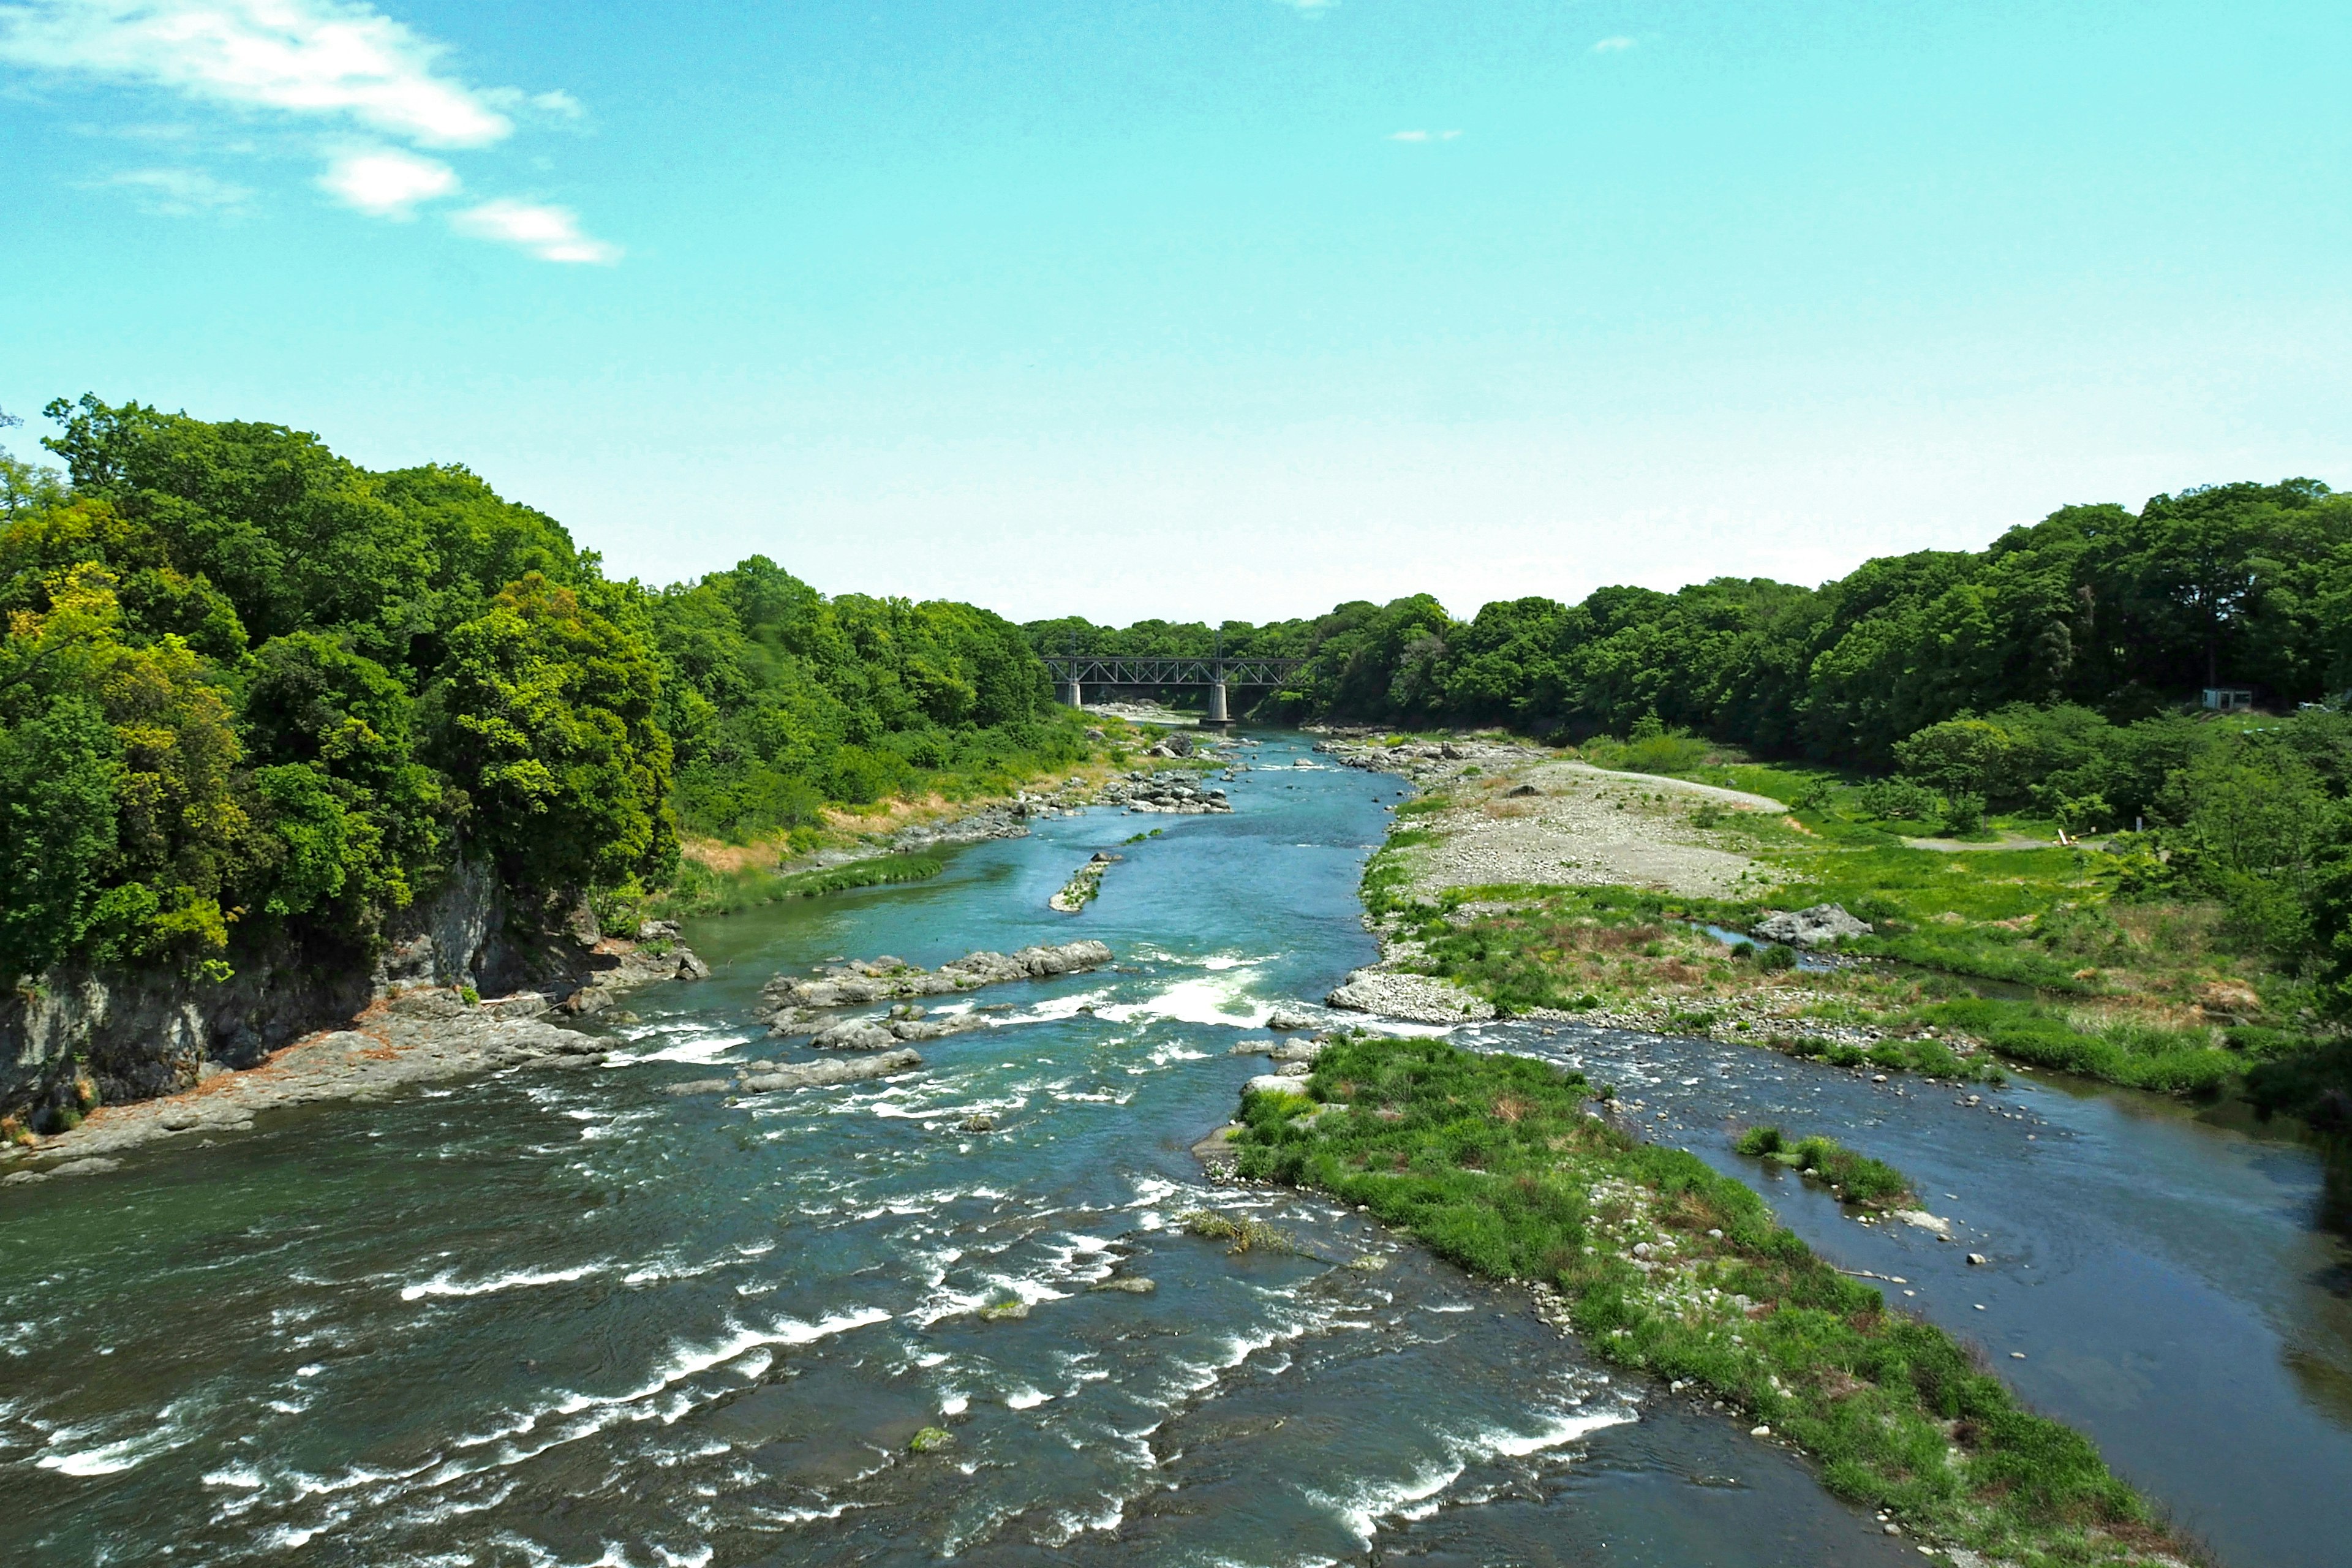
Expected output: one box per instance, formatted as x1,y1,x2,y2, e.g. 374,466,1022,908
451,198,617,265
94,164,252,214
319,146,454,216
0,0,616,259
1387,129,1462,143
1591,36,1638,53
0,0,510,143
1272,0,1338,13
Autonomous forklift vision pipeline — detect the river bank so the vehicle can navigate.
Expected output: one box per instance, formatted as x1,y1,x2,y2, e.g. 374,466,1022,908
0,932,713,1177
1309,727,2281,1094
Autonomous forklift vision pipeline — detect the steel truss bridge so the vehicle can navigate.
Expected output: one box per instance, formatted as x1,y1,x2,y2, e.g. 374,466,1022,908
1041,654,1306,723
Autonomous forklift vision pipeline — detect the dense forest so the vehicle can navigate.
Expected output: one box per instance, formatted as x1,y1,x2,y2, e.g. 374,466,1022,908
0,397,1082,987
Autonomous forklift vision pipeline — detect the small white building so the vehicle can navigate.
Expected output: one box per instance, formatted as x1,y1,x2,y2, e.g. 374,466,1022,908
2201,686,2255,712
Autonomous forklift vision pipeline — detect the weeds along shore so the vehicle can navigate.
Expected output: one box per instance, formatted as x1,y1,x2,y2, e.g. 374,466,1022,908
1225,1035,2194,1568
1321,728,2331,1109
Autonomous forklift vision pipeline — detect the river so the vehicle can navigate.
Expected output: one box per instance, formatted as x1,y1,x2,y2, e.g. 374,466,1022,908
1,733,2343,1567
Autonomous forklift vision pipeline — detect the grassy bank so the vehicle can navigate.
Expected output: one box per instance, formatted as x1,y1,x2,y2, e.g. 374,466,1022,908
1230,1035,2186,1567
1358,748,2317,1102
647,853,946,920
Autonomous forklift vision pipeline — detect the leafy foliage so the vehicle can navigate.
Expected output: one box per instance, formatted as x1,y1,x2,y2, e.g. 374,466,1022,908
0,396,1074,982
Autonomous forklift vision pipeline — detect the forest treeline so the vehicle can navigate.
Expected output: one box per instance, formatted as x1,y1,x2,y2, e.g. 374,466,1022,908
1029,477,2352,757
0,397,1081,984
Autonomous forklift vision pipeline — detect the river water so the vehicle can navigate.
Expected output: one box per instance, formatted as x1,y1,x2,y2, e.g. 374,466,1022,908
1,734,2344,1567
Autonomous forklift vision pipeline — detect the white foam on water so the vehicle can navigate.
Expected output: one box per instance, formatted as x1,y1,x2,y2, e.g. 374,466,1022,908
434,1307,894,1476
1041,1494,1126,1544
400,1262,608,1302
622,1254,728,1286
34,1399,200,1477
603,1031,752,1068
1306,1461,1466,1542
1478,1406,1632,1458
1304,1401,1636,1545
1049,1086,1134,1105
940,1393,969,1415
1004,1387,1052,1409
202,1464,265,1488
990,986,1117,1025
1095,973,1271,1029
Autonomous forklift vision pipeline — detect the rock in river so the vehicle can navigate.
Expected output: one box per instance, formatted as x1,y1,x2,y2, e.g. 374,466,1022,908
758,941,1113,1017
1752,903,1872,948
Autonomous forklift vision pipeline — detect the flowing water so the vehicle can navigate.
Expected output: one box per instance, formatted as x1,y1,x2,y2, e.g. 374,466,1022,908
1,734,2343,1567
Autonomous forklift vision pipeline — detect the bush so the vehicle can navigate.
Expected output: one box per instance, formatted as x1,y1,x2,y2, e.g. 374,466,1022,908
1855,778,1939,821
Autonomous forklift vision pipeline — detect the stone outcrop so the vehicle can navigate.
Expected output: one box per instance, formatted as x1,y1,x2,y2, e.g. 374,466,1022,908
2,989,603,1177
1752,904,1873,948
808,1005,992,1050
662,1048,925,1098
1325,968,1498,1024
756,941,1112,1023
1096,770,1232,815
1050,853,1115,913
2,858,712,1140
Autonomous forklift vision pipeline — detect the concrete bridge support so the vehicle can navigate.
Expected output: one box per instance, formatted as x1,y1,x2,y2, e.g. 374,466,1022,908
1059,678,1084,709
1205,680,1229,725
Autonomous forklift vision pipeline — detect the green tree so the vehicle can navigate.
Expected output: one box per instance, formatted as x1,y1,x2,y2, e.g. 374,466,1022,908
439,573,676,892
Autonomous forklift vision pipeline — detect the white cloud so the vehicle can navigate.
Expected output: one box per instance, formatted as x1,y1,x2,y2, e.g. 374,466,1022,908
1591,36,1637,53
2,1,614,260
318,145,453,216
1387,129,1461,143
0,0,512,145
1272,0,1337,12
96,163,251,213
450,198,617,264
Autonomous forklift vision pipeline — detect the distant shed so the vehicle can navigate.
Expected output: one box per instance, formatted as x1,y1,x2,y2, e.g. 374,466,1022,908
2202,686,2256,712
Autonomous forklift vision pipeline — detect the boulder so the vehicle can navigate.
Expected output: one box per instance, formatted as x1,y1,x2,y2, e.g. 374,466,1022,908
737,1049,923,1095
1245,1074,1310,1097
1325,968,1497,1024
1265,1007,1319,1031
1752,904,1872,948
810,1019,900,1051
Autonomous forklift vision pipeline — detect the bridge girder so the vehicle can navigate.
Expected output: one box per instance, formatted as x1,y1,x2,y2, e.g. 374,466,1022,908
1042,655,1305,688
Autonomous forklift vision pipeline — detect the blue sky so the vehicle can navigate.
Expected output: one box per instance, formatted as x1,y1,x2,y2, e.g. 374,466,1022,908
3,1,2347,624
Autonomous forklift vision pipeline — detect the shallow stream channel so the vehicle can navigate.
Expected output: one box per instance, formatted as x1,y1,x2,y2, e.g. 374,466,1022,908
3,734,2347,1567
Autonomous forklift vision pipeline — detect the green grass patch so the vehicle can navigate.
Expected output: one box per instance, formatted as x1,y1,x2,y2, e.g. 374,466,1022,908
1231,1035,2177,1566
1735,1126,1914,1206
650,853,945,918
1917,997,2240,1096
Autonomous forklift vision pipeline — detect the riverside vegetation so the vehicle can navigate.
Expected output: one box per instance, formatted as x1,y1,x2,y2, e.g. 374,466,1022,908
0,396,1125,1128
1229,1035,2187,1567
1044,477,2352,1135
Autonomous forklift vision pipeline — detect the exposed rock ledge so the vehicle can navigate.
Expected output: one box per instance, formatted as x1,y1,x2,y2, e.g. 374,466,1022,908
1325,968,1497,1025
2,989,602,1180
756,941,1112,1033
666,1049,924,1098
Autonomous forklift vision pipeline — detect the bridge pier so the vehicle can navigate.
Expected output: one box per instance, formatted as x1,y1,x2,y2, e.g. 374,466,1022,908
1204,680,1229,726
1059,678,1084,709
